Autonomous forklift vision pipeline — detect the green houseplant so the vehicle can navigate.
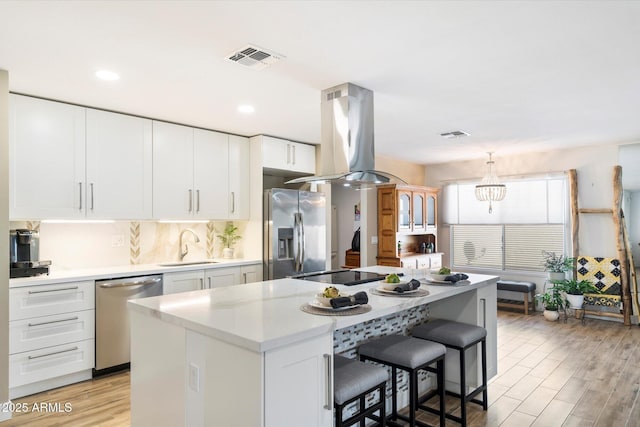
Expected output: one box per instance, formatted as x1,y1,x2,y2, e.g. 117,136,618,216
553,278,600,309
542,251,574,281
535,287,567,321
217,222,242,259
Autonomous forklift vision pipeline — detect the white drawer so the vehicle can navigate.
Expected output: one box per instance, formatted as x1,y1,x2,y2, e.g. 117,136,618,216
9,339,94,388
430,255,442,269
10,281,94,321
10,310,95,355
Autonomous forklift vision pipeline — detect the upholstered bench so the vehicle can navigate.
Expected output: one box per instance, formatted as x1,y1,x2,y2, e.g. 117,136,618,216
496,280,536,315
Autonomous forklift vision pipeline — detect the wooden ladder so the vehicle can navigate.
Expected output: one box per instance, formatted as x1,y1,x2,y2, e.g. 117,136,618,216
569,166,636,326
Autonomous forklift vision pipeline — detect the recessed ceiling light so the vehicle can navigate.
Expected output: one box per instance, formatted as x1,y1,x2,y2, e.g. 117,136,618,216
237,105,255,114
95,70,120,81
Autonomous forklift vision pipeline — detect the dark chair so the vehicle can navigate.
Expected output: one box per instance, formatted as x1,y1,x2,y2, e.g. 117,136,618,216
412,319,487,427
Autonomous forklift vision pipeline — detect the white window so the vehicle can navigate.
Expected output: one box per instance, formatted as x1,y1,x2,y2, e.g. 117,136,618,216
447,176,568,272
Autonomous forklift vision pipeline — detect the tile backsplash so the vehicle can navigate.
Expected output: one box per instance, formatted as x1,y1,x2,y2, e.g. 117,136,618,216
10,220,249,271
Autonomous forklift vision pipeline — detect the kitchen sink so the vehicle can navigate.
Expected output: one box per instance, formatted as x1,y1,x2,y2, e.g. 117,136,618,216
158,261,218,267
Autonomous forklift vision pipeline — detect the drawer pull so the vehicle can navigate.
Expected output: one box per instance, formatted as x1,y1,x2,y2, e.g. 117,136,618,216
28,286,79,295
28,346,79,360
28,316,79,327
323,353,332,410
98,277,161,288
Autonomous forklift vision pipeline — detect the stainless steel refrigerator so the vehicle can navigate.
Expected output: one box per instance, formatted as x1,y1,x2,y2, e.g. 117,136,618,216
264,188,326,279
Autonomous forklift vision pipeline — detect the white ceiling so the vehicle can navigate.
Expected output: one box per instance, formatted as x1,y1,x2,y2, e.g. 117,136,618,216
1,1,639,165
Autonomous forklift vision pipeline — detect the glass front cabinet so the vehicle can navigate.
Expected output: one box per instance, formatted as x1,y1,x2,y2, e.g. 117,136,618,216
378,184,440,266
396,188,436,233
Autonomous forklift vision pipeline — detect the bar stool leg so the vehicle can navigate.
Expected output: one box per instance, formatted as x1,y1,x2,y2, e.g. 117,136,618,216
482,340,488,410
409,370,417,427
391,366,397,421
438,358,445,427
459,348,467,427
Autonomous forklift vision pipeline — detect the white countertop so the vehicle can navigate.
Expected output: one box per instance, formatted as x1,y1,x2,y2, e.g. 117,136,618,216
127,267,498,353
8,257,262,288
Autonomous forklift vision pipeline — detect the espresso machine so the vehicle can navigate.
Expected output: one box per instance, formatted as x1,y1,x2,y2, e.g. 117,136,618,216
10,229,51,278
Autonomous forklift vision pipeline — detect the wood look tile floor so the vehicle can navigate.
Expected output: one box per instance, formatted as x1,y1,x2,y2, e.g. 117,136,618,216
4,310,640,426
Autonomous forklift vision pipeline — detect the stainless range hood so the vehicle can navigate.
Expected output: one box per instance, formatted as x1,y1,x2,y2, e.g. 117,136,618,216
286,83,406,188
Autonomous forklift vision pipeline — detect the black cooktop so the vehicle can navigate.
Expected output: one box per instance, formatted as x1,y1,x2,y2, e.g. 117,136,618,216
296,270,386,286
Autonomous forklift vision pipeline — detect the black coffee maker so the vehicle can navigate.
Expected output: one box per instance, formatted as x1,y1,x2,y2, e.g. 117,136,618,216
10,229,51,278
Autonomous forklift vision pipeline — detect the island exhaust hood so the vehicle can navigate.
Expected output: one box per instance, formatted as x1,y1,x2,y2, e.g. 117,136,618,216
286,83,406,188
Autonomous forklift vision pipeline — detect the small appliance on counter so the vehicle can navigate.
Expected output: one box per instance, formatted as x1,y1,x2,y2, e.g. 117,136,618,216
9,229,51,278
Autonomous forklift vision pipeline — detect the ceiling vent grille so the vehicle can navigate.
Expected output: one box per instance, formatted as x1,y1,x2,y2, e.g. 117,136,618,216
440,130,470,139
225,44,284,70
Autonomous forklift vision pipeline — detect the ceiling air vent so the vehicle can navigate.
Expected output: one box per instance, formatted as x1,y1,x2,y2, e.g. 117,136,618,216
225,44,285,70
440,130,470,139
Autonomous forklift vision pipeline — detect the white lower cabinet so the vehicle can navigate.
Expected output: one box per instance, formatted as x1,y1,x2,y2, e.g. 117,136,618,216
241,263,262,284
9,339,94,391
264,334,334,427
163,270,205,295
402,253,443,270
131,310,333,427
164,263,263,294
204,267,239,289
10,310,94,354
9,280,95,399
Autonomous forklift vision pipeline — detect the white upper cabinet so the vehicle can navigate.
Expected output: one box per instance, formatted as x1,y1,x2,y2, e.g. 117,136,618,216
10,95,153,220
10,95,86,219
194,128,229,219
153,121,197,219
86,109,152,219
261,135,315,175
228,135,250,219
10,95,249,221
153,122,243,220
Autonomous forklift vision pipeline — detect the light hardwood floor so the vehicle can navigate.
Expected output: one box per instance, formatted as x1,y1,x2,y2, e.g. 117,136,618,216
4,310,640,426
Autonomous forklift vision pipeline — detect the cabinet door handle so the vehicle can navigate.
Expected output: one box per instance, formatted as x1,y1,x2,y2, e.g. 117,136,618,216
188,189,193,213
196,190,200,213
90,183,94,211
200,278,204,290
78,182,83,210
231,192,235,214
242,272,247,283
323,353,332,410
28,316,79,327
28,286,79,294
207,277,211,289
292,144,296,165
28,346,78,360
480,298,487,328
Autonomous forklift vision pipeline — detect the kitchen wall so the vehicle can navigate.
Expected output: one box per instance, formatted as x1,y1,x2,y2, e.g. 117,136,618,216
376,155,425,185
9,220,250,272
332,185,361,267
1,69,9,420
425,142,629,286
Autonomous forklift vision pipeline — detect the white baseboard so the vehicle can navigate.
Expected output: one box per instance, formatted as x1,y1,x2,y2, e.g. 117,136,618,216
10,370,92,400
0,400,13,422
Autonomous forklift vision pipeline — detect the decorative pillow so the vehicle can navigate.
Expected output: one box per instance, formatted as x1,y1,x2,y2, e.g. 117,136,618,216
576,256,622,308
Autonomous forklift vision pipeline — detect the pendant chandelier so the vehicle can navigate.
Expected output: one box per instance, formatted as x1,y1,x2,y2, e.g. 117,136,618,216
475,152,506,213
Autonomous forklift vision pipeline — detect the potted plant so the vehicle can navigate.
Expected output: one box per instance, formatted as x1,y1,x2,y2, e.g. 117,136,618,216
553,278,600,309
217,222,242,259
535,287,567,321
542,250,574,281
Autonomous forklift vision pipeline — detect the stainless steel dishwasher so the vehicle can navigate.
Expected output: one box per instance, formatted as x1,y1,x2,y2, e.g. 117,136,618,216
95,274,163,375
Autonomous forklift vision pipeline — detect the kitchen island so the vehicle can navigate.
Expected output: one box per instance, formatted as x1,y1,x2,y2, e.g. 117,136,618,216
127,268,498,427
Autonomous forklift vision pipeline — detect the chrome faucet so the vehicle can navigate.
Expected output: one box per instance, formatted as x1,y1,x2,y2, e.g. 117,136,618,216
179,228,200,261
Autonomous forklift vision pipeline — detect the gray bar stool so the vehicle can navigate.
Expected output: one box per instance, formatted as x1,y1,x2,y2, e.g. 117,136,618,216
334,355,388,427
412,319,487,427
358,335,446,427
